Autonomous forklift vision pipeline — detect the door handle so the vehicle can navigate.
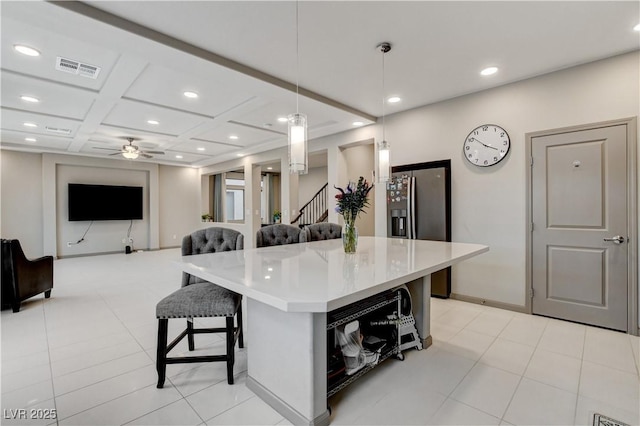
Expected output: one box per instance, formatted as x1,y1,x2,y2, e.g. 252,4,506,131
603,235,625,244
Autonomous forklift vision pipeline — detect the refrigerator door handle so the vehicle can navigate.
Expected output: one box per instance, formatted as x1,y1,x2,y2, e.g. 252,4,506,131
406,177,412,239
407,176,416,239
411,176,417,239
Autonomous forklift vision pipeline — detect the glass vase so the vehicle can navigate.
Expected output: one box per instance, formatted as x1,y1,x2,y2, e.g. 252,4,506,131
342,223,358,254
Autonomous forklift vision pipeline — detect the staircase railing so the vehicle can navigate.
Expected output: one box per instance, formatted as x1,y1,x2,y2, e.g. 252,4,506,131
292,183,328,226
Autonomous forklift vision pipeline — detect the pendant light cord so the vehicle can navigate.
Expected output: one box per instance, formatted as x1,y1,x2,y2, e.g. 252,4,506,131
295,0,300,114
382,46,386,142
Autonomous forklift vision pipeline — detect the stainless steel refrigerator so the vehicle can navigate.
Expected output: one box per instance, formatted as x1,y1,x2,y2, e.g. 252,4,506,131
387,160,451,298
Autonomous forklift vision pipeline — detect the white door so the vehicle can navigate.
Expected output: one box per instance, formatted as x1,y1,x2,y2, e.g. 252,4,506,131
531,125,628,331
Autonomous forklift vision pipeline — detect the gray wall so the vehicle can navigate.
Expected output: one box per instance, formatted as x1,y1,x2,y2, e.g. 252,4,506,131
158,164,200,247
342,145,375,236
1,151,44,256
56,164,150,256
1,52,638,323
0,152,201,257
384,52,639,307
298,166,327,208
310,51,639,313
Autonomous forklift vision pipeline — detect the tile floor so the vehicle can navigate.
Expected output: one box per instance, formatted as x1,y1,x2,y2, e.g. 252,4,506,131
1,248,639,425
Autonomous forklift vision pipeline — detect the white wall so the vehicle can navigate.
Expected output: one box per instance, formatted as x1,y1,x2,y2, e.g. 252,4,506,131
0,151,44,257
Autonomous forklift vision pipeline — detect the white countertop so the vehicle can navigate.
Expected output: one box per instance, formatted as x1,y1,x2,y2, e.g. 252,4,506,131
176,237,488,313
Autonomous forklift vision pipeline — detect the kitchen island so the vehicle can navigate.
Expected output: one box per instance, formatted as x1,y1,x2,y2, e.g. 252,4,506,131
177,236,488,425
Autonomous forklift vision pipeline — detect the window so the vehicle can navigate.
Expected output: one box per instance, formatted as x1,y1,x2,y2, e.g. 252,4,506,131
225,176,245,222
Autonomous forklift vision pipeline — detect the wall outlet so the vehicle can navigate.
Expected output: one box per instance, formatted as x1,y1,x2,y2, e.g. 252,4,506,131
172,234,177,240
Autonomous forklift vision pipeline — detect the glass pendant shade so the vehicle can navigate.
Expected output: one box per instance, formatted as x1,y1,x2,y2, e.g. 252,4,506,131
288,113,308,174
378,140,390,182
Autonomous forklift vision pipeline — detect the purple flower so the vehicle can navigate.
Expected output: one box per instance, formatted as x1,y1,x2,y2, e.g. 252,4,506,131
333,176,373,224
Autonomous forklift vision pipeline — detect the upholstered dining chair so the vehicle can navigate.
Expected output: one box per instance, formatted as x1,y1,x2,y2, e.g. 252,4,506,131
300,223,342,243
1,239,53,313
255,224,302,248
156,227,244,387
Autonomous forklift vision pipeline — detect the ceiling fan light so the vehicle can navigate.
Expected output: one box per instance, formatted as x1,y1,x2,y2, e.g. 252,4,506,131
122,151,138,159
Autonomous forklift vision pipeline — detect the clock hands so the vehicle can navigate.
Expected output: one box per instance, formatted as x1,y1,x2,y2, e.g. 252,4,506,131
471,137,498,150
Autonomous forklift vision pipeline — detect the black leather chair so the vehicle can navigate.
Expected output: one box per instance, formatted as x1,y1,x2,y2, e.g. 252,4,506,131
156,227,244,387
1,239,53,313
255,224,302,247
300,223,342,242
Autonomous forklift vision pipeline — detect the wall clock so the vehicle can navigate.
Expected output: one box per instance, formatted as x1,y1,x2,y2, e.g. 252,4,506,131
463,124,510,167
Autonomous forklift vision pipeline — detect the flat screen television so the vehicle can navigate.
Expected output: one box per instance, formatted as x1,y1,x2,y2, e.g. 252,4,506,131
68,183,143,221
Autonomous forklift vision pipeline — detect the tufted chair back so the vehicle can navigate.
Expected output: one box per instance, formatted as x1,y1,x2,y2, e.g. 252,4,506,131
181,227,244,286
255,224,301,248
300,223,342,243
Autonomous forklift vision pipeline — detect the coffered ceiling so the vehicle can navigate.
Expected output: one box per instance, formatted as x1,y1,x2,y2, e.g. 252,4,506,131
1,1,638,168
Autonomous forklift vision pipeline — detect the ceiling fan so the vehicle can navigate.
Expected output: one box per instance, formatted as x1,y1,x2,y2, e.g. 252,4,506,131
93,137,165,159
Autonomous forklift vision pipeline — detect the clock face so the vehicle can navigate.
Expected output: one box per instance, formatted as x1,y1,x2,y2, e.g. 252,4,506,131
463,124,510,167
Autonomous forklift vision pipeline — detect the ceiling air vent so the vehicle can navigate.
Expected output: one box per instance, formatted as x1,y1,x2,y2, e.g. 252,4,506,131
45,126,72,135
56,57,101,79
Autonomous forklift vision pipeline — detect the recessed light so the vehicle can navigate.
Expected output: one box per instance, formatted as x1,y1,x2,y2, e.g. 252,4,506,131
183,91,198,98
175,155,183,159
267,167,273,170
20,95,40,103
236,153,244,157
14,45,40,57
481,66,498,76
229,135,239,140
147,120,159,125
352,121,364,126
277,117,288,123
387,96,401,103
23,122,37,128
197,147,205,151
634,23,640,32
25,137,37,142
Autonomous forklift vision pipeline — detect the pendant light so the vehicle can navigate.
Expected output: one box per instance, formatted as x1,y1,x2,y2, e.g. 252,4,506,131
288,1,308,174
377,42,391,183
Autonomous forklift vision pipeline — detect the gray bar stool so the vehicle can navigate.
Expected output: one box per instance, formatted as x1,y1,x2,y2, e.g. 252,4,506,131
156,227,244,387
